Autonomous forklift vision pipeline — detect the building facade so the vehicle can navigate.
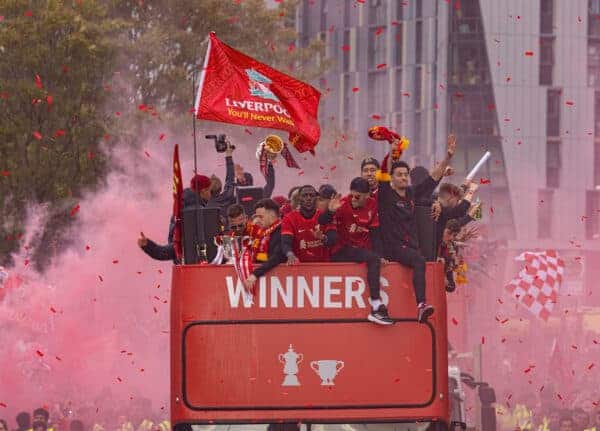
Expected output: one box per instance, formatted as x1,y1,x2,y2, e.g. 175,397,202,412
296,0,600,258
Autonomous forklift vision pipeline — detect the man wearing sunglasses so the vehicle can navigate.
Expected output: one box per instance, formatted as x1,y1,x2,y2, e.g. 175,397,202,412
281,185,337,264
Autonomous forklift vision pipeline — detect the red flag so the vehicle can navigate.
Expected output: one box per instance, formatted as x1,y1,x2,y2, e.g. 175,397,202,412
504,250,564,321
195,32,321,153
172,145,184,262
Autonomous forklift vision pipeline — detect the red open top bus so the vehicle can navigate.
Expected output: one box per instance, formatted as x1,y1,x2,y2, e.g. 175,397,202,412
171,262,449,430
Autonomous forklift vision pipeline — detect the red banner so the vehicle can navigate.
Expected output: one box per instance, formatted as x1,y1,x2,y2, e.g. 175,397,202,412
195,32,321,153
172,144,183,262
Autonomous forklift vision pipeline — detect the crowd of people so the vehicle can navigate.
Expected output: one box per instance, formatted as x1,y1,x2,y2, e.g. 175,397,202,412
0,406,170,431
496,402,600,431
138,134,483,325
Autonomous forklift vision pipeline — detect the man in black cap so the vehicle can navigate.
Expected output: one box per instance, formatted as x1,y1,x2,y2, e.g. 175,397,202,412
360,157,381,196
319,177,391,325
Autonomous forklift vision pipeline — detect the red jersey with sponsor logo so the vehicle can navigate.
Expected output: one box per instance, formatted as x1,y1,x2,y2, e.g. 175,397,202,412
281,209,335,262
333,195,379,253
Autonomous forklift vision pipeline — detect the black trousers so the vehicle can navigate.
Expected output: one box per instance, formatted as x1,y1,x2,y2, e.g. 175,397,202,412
331,246,381,300
386,245,426,304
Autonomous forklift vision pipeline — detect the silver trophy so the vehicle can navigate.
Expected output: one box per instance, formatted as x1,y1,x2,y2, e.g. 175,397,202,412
278,344,304,386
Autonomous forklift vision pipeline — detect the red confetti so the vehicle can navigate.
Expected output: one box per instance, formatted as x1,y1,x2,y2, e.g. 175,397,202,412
451,317,459,325
490,206,495,214
24,10,33,17
32,131,42,140
144,151,151,158
116,377,122,382
525,51,534,56
376,63,387,69
34,74,43,88
375,27,384,36
50,307,57,313
153,306,158,313
565,101,574,106
159,133,166,140
46,95,53,106
138,104,147,111
371,114,381,119
55,356,62,361
297,170,304,176
53,129,66,138
352,87,360,92
288,42,296,52
1,171,10,177
588,363,595,370
36,350,44,357
479,177,491,184
70,204,80,217
0,402,6,407
341,45,350,52
112,260,119,264
115,112,121,116
98,275,104,282
85,245,91,250
481,336,485,344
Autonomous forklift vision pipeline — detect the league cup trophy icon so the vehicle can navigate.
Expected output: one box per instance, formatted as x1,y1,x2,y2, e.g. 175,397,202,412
278,344,303,386
310,360,345,386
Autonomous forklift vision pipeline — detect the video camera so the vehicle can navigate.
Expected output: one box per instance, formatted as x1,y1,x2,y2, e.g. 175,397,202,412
205,134,235,153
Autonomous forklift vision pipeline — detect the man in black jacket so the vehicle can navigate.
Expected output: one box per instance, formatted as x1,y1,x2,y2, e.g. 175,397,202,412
243,198,285,291
378,134,456,322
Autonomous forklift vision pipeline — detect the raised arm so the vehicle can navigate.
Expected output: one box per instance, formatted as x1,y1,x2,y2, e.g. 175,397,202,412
429,134,457,182
262,162,275,198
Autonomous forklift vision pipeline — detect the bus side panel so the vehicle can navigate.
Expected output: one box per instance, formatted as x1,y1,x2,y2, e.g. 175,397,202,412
171,263,449,425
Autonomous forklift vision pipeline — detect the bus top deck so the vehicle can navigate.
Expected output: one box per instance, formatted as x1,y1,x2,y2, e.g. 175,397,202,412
170,261,449,431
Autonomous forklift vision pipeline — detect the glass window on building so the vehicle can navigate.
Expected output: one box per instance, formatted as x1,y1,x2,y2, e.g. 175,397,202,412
415,21,423,64
368,71,389,114
415,66,423,110
546,88,561,137
450,41,488,86
343,0,353,28
546,140,561,189
342,30,351,72
368,27,387,69
414,111,422,145
586,190,600,239
538,189,554,238
452,0,482,34
540,36,554,86
395,23,403,66
343,73,352,119
369,0,387,26
588,39,600,86
540,0,554,34
595,138,600,186
395,68,403,111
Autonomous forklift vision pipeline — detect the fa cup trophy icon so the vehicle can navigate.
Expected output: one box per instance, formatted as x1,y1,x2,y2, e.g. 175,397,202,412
310,360,345,386
278,344,303,386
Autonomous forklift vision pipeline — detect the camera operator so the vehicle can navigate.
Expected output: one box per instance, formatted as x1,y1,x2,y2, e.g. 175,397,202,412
205,138,236,215
136,138,236,263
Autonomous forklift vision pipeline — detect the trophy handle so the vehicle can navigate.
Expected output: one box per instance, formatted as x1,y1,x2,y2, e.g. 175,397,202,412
336,361,345,372
297,353,304,364
310,361,319,372
278,354,285,364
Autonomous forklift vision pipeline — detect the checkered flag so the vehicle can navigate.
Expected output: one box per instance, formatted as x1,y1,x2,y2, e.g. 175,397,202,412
504,250,565,321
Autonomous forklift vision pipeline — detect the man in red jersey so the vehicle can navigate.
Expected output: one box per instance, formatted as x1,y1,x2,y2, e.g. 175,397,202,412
318,177,392,325
360,157,380,196
281,185,337,264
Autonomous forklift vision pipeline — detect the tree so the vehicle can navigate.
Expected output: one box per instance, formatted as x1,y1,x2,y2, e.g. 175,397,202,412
0,0,330,269
0,0,123,268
